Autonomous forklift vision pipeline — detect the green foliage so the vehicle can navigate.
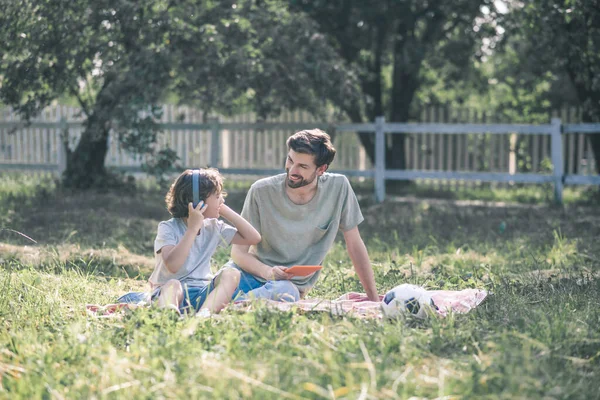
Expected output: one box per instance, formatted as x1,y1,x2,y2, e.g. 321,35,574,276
292,0,497,176
295,0,495,121
141,148,180,185
464,5,575,123
0,0,359,187
514,0,600,121
481,0,600,172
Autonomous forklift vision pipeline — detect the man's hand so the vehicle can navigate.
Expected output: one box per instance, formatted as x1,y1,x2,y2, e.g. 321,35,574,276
269,266,293,281
187,201,206,232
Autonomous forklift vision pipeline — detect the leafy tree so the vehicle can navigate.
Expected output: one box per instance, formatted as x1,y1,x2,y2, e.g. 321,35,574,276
511,0,600,174
294,0,495,184
0,0,358,188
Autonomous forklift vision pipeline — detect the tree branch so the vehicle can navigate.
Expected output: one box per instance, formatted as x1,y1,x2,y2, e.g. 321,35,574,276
71,88,91,117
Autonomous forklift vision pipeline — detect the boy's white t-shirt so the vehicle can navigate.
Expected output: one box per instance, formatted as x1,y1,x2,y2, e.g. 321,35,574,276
149,218,237,289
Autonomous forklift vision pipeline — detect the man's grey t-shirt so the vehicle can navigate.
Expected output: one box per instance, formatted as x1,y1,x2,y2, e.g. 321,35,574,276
231,172,363,290
149,218,237,289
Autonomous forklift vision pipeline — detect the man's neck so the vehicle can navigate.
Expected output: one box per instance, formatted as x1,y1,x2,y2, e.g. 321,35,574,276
285,179,319,205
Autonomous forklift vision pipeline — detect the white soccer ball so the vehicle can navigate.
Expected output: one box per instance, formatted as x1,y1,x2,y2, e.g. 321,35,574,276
381,284,436,319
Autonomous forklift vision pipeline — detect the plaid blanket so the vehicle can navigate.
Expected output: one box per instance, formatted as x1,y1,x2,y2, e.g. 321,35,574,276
86,288,487,319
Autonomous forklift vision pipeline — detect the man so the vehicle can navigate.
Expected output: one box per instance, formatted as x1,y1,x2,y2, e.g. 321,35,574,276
226,129,379,302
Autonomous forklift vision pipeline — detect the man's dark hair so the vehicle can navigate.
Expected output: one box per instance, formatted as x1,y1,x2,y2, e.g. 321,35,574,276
286,129,336,167
165,168,223,218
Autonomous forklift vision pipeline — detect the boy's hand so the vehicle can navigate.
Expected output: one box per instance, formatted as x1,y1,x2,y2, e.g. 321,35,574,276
270,266,293,281
188,201,207,232
218,204,234,220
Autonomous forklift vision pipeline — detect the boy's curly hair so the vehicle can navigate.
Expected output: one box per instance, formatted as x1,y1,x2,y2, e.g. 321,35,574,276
165,168,223,218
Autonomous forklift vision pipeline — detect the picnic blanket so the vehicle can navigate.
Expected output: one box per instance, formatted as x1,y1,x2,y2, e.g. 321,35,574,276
231,289,487,319
86,288,487,319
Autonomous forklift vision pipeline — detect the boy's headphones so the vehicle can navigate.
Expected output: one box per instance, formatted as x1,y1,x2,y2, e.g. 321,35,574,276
192,169,201,208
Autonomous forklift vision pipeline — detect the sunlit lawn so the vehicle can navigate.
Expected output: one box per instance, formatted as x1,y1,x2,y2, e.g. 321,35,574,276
1,172,599,399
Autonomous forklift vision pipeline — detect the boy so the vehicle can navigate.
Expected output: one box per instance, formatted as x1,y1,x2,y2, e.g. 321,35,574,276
149,168,261,316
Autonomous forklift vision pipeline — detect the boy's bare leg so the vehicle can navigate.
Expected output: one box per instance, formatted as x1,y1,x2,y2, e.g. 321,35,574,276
157,279,183,312
200,268,241,314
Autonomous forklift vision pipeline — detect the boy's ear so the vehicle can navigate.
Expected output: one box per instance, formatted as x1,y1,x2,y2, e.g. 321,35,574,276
317,164,328,175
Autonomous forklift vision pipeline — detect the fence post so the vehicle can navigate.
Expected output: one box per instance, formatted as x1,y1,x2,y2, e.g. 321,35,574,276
57,117,68,176
550,117,563,205
375,116,385,203
210,117,220,168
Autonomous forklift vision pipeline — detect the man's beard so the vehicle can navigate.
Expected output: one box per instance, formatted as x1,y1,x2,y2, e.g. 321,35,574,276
286,169,317,189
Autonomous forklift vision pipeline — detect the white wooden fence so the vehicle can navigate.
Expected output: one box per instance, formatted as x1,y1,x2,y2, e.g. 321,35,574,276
366,117,600,203
0,105,368,174
0,105,598,203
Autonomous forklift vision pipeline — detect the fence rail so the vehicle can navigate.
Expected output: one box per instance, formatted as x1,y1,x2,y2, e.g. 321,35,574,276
0,105,599,203
368,117,600,203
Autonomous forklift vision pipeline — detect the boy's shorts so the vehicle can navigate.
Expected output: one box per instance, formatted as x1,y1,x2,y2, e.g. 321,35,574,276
165,280,216,313
116,278,217,314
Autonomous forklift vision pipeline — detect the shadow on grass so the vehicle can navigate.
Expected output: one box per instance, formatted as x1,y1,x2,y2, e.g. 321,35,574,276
1,185,167,252
0,243,152,280
2,176,599,282
2,182,250,255
359,198,600,253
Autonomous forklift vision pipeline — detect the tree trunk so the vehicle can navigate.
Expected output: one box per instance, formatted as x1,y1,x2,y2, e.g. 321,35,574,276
353,22,423,193
590,135,600,175
580,109,600,175
385,29,424,192
565,61,600,175
63,116,110,189
353,21,385,171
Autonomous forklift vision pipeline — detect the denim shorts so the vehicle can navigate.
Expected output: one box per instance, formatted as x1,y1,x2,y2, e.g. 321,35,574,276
116,279,216,313
234,268,300,302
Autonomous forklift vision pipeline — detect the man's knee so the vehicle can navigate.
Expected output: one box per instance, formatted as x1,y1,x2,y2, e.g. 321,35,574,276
267,281,300,302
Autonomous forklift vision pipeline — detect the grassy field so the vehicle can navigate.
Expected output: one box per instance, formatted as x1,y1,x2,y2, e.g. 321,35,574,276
0,172,599,399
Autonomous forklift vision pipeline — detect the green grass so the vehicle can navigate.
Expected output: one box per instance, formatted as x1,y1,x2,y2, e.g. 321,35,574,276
350,178,600,206
1,173,599,399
